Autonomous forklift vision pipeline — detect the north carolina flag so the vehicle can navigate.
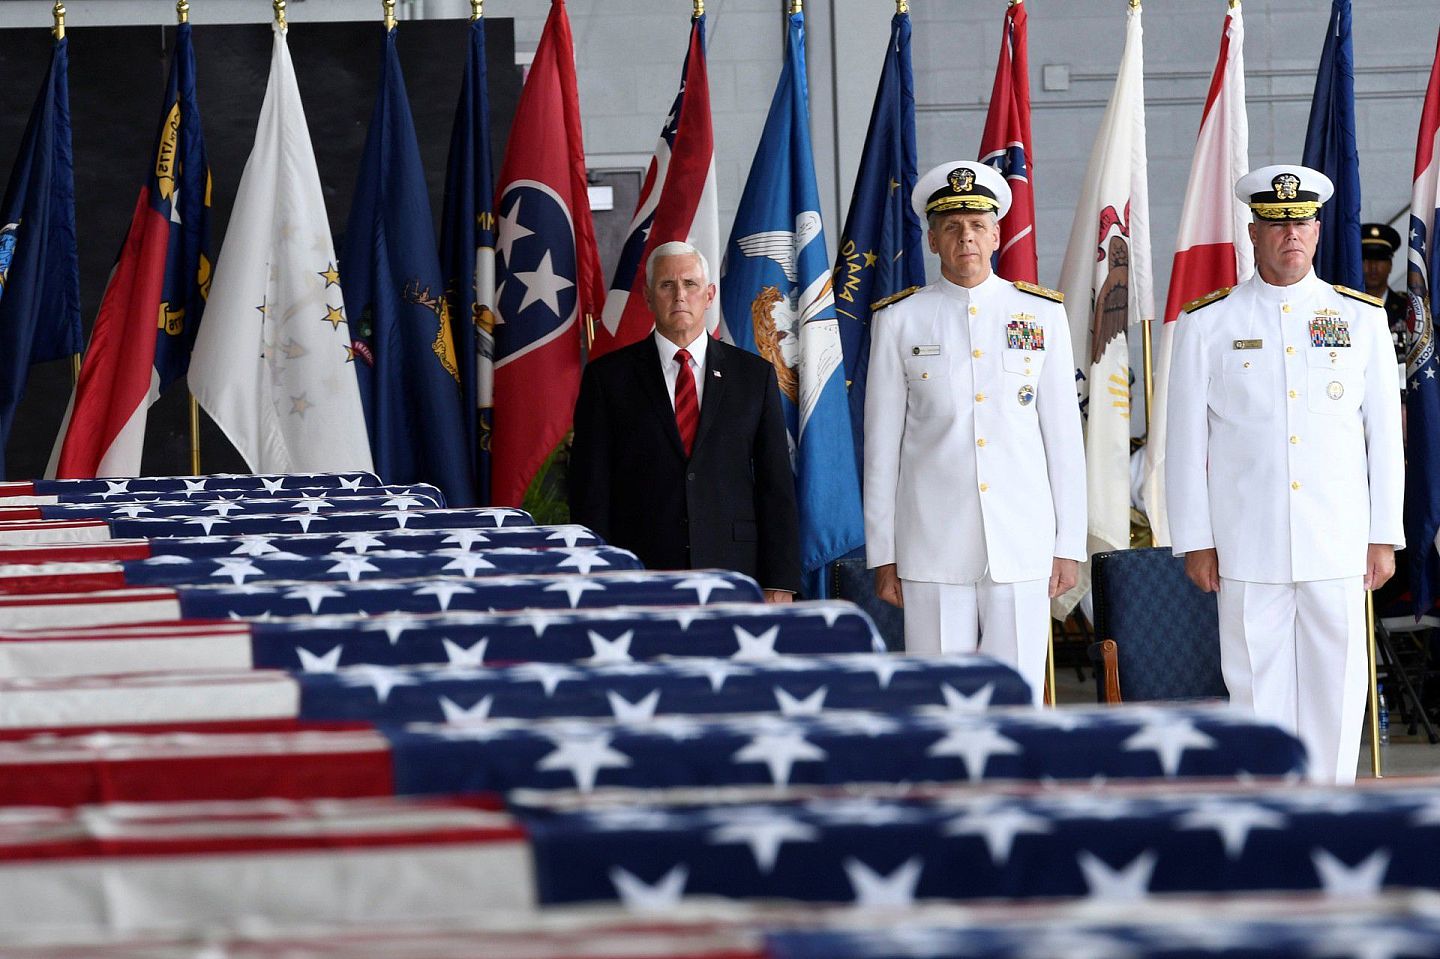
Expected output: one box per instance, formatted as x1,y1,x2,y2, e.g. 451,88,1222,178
0,33,82,481
596,12,720,356
1055,2,1152,616
978,0,1038,283
1143,2,1251,546
1403,24,1440,615
491,0,604,507
51,23,211,478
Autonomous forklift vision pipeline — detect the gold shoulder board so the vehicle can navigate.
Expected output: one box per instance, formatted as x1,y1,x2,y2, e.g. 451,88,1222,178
1334,284,1384,308
1013,280,1065,303
1181,287,1233,314
870,285,922,312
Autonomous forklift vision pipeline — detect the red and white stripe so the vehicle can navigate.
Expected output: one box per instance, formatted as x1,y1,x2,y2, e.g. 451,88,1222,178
0,518,112,547
0,587,182,631
1143,2,1251,545
0,620,253,680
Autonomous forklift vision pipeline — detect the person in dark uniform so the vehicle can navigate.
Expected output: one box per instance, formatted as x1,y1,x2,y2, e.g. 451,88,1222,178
1361,222,1411,360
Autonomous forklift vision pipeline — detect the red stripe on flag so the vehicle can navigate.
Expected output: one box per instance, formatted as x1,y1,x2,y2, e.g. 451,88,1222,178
0,569,129,595
56,189,171,478
1164,242,1240,323
0,541,152,564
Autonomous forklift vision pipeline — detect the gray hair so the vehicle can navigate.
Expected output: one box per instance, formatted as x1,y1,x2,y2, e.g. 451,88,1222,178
645,241,711,287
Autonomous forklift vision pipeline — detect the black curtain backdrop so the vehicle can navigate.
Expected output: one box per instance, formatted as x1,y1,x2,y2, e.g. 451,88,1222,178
0,18,519,480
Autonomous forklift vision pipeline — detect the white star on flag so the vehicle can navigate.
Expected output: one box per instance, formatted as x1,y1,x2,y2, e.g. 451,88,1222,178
439,694,494,724
296,644,343,672
261,478,287,494
229,535,280,556
184,517,225,535
537,733,631,792
606,689,661,722
610,864,687,913
940,682,995,713
284,583,345,613
102,480,131,498
1121,716,1219,776
200,501,242,516
731,728,826,787
839,654,904,689
674,574,738,604
293,496,334,514
707,815,819,873
413,581,475,611
732,625,781,661
340,665,418,704
543,578,606,608
326,554,381,582
775,686,827,716
545,526,589,547
336,532,386,553
183,479,208,493
442,637,488,666
943,807,1053,865
441,552,497,576
843,855,923,907
926,723,1022,780
586,629,634,664
1312,848,1390,896
282,514,319,533
209,558,268,585
1077,850,1157,900
514,250,575,317
667,658,741,692
1174,801,1287,859
510,662,581,697
550,548,611,574
441,529,493,550
112,504,153,518
339,476,364,490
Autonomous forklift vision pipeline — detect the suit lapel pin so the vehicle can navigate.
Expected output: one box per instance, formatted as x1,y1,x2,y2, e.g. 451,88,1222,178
712,369,722,378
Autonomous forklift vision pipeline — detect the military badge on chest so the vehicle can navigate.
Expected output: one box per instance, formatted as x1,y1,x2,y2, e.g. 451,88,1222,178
1006,315,1045,351
1309,310,1351,348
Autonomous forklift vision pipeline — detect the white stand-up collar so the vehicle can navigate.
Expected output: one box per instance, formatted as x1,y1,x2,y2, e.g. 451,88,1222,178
1252,268,1320,306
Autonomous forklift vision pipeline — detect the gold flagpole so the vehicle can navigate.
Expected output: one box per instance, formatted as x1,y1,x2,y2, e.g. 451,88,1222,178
383,0,396,31
1045,616,1057,707
1367,590,1383,777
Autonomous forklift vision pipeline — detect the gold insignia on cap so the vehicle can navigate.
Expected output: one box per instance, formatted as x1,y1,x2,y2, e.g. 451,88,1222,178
949,167,976,194
1273,173,1301,201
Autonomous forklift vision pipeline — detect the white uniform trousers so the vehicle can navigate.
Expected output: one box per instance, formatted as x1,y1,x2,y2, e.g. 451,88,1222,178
901,575,1049,706
1217,576,1368,784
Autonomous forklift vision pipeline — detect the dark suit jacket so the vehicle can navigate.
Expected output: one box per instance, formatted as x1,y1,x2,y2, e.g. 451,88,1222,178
568,335,802,593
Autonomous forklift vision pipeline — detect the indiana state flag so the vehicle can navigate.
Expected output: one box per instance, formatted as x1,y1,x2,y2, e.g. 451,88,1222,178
1302,0,1363,289
832,8,924,481
52,22,211,478
721,9,864,597
343,26,475,507
0,33,82,480
440,13,497,505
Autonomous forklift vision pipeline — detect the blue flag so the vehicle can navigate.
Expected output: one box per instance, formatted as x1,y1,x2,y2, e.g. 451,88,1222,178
343,27,475,506
1302,0,1362,289
721,11,864,597
0,35,81,479
832,10,924,483
440,16,497,505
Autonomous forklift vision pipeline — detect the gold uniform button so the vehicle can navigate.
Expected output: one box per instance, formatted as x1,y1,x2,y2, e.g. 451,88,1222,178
979,483,989,492
1243,361,1252,369
1291,481,1302,490
1285,346,1295,355
1288,389,1299,399
975,393,986,402
921,372,929,379
972,349,983,359
968,306,979,316
1290,435,1300,445
1282,304,1292,313
976,438,986,447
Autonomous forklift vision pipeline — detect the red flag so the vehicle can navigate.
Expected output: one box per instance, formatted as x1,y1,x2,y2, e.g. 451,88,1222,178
1144,2,1251,544
978,0,1037,283
595,14,720,357
490,0,603,507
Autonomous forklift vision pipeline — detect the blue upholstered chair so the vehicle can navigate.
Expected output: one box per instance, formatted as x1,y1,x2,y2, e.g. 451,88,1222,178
1089,547,1228,703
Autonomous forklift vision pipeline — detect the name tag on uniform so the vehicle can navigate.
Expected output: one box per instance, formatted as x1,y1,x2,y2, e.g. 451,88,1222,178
911,345,941,356
1232,339,1263,350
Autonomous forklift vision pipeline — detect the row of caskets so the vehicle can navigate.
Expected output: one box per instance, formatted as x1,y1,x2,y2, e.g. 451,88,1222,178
0,470,1435,956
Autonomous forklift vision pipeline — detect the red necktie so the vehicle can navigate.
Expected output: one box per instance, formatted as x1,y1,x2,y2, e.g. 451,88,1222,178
674,348,699,455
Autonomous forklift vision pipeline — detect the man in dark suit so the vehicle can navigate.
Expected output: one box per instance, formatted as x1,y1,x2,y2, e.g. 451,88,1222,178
568,241,801,601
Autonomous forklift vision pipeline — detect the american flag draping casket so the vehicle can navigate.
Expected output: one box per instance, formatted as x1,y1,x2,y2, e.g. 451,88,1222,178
0,483,440,508
0,545,644,595
0,602,881,677
518,778,1440,907
0,654,1021,729
0,472,381,502
0,570,765,631
0,492,443,523
0,703,1303,808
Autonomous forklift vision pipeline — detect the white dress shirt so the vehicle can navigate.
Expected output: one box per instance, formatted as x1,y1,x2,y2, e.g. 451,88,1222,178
653,329,709,410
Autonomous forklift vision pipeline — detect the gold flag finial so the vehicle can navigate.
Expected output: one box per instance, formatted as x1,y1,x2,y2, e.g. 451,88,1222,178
693,0,704,18
52,1,65,39
274,0,286,28
896,0,908,12
1128,0,1140,8
789,0,801,13
1228,0,1239,7
176,0,189,23
382,0,396,30
470,0,482,20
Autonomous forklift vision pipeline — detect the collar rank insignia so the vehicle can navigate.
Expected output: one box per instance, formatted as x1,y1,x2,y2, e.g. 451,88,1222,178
1006,317,1045,351
1309,314,1351,348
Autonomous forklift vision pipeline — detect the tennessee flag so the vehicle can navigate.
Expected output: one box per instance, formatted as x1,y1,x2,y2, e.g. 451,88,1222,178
978,0,1038,283
491,0,603,507
51,23,211,478
1143,2,1251,544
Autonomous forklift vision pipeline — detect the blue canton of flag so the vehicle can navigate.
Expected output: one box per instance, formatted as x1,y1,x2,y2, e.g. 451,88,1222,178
1302,0,1362,289
721,10,864,598
344,27,476,507
441,15,497,505
1403,27,1440,616
832,10,923,484
0,34,81,480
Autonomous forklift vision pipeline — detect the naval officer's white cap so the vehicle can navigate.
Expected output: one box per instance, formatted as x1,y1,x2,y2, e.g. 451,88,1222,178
1234,164,1334,221
911,161,1012,221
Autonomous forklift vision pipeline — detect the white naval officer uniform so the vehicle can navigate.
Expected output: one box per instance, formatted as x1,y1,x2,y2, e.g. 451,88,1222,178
1165,269,1404,783
864,272,1087,703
